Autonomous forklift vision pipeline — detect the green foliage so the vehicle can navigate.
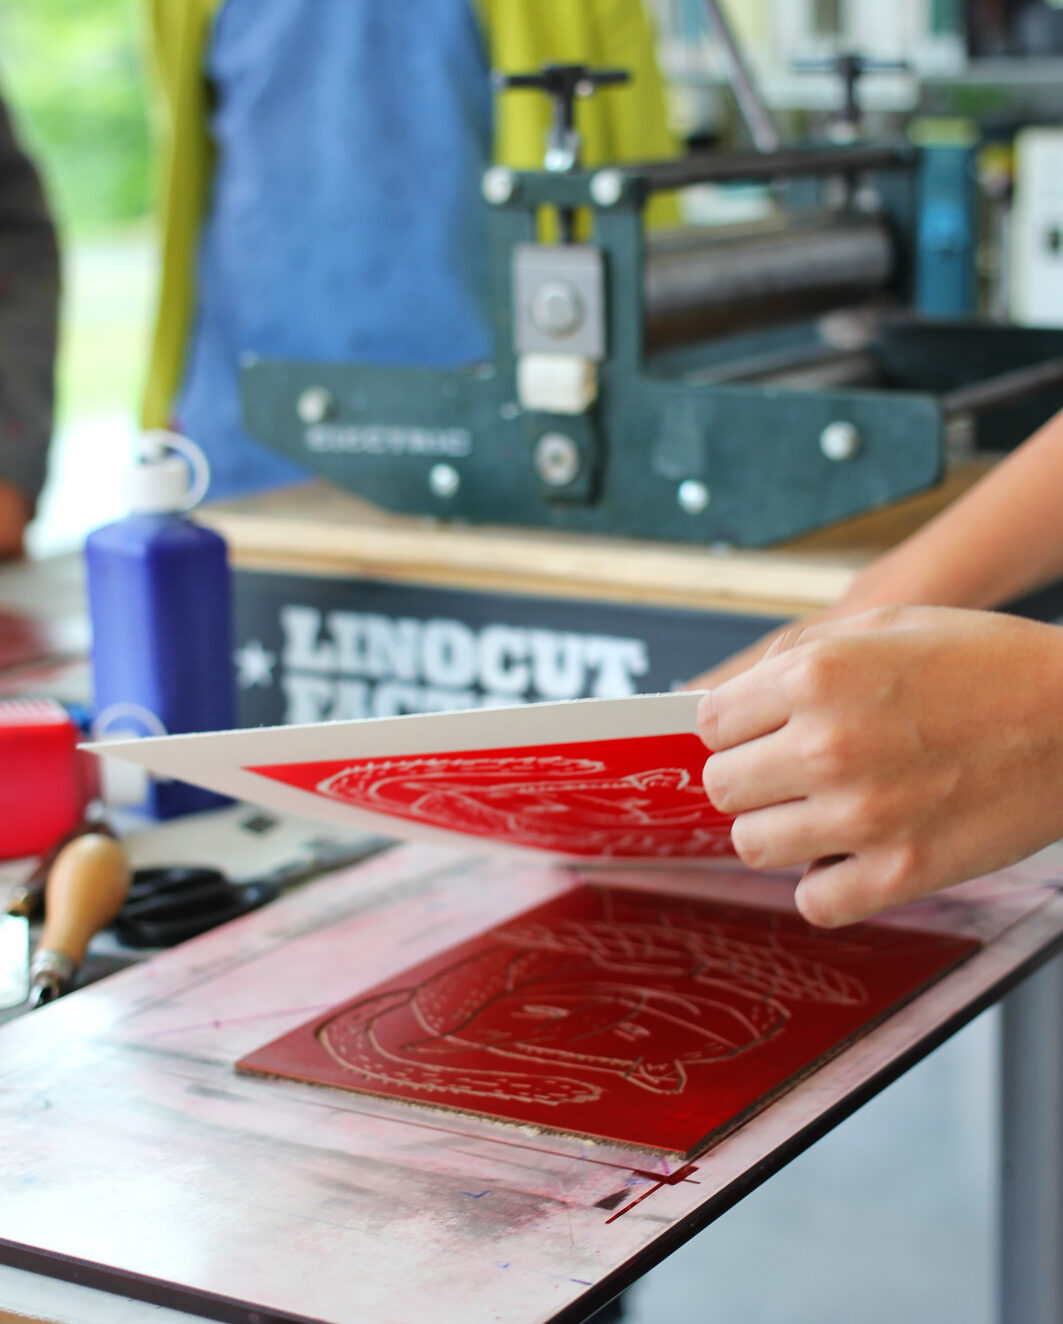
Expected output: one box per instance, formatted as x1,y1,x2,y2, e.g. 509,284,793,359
0,0,152,234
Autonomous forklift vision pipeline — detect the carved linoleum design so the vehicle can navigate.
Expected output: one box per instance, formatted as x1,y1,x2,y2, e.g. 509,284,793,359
318,909,868,1105
238,885,980,1157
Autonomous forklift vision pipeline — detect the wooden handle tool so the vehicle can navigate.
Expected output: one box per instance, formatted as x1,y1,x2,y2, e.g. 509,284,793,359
30,833,131,1007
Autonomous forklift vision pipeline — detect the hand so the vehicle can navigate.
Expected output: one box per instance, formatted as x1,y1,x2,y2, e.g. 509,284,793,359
697,606,1063,927
684,607,842,691
0,480,30,559
684,628,791,691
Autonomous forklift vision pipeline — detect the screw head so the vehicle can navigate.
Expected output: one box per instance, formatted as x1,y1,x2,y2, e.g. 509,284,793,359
534,433,582,488
429,463,460,499
530,280,584,337
544,145,578,173
820,421,861,462
482,166,517,205
590,169,625,207
677,479,710,514
296,386,335,425
853,184,883,214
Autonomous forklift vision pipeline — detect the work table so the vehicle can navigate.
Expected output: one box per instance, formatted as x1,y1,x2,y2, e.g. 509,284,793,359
1,844,1062,1324
200,464,990,617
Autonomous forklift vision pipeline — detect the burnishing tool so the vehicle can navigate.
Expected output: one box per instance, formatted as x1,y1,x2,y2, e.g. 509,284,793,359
1,831,131,1009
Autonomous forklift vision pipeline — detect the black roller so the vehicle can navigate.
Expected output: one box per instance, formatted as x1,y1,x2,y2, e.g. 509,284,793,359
643,212,897,347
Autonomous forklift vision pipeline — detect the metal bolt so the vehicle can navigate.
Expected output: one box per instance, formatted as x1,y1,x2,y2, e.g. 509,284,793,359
544,144,578,173
530,280,583,337
296,386,335,425
590,169,624,207
820,421,861,462
429,463,460,499
534,433,582,488
677,479,710,514
482,166,517,205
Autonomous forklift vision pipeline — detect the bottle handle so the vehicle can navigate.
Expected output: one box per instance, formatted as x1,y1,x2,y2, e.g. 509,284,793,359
141,430,212,511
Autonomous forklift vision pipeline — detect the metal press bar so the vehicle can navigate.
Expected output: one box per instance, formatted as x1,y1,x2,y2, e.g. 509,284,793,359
999,953,1063,1324
941,357,1063,418
631,143,915,193
690,344,878,388
700,0,781,153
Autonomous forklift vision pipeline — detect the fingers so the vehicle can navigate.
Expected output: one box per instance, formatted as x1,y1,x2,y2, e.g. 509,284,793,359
795,856,892,929
696,610,903,753
703,730,810,814
681,634,779,691
761,605,912,660
795,858,868,928
693,608,913,740
795,843,933,928
690,605,924,700
696,662,793,751
727,802,821,872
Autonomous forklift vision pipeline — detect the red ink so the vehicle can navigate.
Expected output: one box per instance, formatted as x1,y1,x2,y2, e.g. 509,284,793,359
247,732,734,859
237,886,979,1157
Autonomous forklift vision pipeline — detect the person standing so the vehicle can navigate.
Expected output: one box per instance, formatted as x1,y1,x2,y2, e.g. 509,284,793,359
0,90,59,558
140,0,677,498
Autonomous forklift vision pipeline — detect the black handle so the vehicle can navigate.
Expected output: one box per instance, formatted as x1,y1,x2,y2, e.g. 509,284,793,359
493,64,630,171
792,52,909,127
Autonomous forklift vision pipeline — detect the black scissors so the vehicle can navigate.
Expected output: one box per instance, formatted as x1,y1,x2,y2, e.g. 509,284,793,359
113,866,278,947
112,835,390,948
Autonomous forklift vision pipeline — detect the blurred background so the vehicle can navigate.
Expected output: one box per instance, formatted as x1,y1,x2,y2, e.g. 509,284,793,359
0,0,152,555
8,0,1063,552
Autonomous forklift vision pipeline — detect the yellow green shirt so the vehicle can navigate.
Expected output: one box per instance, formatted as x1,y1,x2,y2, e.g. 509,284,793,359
141,0,678,431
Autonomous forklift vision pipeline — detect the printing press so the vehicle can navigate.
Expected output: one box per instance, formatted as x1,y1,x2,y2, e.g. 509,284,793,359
241,65,1063,547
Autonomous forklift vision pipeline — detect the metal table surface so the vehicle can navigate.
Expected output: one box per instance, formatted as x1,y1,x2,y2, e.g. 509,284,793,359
1,844,1062,1324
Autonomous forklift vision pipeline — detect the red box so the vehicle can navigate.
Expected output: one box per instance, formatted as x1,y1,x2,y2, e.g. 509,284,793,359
0,699,97,860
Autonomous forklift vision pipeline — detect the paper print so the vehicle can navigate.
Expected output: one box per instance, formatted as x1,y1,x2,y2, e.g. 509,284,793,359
247,732,734,859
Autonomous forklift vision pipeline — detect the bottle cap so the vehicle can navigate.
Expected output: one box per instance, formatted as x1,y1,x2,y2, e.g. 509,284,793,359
95,752,151,810
90,702,169,809
124,431,211,514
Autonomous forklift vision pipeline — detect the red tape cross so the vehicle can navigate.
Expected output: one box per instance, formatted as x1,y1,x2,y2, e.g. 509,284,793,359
604,1164,699,1224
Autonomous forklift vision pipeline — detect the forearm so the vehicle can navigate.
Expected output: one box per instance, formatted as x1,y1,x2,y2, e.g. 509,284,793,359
688,407,1063,689
839,408,1063,614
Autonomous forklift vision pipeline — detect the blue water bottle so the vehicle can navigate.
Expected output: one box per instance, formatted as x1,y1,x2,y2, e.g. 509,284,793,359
85,431,236,818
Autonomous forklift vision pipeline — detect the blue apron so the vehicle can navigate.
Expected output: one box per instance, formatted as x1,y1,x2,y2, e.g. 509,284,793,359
177,0,493,497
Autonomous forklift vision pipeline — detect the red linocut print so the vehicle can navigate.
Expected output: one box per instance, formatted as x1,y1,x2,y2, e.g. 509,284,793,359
247,732,736,859
237,885,980,1157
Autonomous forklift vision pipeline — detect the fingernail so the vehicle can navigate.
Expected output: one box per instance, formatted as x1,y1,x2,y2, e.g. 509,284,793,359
794,880,823,927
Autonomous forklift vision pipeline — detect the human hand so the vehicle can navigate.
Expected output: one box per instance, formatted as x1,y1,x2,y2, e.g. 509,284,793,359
684,630,789,691
697,606,1063,927
0,480,30,559
684,607,841,691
